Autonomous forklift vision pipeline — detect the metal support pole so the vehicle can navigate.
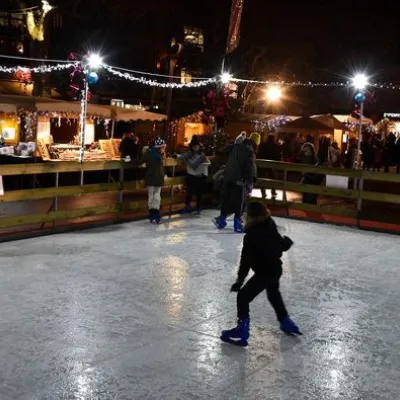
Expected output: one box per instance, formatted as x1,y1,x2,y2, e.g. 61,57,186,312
357,176,364,227
79,70,89,163
80,170,84,186
356,101,364,169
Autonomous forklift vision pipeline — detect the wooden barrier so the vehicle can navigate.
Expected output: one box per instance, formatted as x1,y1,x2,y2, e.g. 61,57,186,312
253,159,400,227
0,158,399,235
0,159,186,232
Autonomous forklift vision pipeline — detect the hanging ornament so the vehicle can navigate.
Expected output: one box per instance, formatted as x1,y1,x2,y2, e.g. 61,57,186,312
87,71,99,85
354,92,366,103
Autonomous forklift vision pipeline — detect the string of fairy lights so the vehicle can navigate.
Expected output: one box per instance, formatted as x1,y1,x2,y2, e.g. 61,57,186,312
0,63,75,74
1,54,400,90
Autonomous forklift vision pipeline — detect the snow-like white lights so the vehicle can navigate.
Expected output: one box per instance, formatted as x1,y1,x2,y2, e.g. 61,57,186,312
220,72,233,84
266,86,282,102
352,74,369,90
87,53,103,69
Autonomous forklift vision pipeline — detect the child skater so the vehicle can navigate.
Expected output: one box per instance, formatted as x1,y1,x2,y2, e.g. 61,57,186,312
221,201,302,347
142,137,167,224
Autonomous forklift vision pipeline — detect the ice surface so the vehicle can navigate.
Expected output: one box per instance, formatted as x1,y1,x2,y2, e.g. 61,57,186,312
0,211,399,399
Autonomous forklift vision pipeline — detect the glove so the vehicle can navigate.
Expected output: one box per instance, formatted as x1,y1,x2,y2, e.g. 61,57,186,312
230,280,243,292
282,235,294,252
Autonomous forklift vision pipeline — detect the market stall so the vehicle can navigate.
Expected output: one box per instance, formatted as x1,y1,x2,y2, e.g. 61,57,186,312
169,111,214,151
275,116,334,152
35,100,112,161
311,114,346,148
0,102,37,162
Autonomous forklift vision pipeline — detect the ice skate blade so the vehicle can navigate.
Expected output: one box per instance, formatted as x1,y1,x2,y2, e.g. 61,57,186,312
280,328,303,336
212,218,226,229
220,335,248,347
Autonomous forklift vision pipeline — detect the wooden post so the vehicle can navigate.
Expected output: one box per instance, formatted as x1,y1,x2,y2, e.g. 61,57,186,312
53,172,59,229
357,175,364,228
118,165,124,216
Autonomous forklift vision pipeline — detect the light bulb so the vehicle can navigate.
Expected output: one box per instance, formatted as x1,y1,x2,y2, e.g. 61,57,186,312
352,74,369,90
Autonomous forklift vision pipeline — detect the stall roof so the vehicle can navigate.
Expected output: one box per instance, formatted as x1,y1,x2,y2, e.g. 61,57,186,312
36,101,111,118
0,94,110,117
334,114,373,125
108,107,167,122
0,103,17,113
282,116,333,130
0,95,167,121
311,114,346,130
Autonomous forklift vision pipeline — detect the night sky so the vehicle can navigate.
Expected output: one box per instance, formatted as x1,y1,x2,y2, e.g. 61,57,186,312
4,0,400,114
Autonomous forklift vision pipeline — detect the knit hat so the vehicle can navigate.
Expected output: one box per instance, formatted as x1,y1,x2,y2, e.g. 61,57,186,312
249,132,261,146
235,131,247,144
153,137,166,148
246,201,271,218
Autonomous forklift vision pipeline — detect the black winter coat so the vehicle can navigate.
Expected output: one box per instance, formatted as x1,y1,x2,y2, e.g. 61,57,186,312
237,217,292,282
223,142,256,185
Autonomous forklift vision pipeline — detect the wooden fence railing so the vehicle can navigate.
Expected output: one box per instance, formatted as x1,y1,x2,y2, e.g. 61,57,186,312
0,158,186,231
253,159,400,227
0,158,399,236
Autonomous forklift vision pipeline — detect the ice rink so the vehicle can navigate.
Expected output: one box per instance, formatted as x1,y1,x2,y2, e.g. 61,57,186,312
0,211,399,400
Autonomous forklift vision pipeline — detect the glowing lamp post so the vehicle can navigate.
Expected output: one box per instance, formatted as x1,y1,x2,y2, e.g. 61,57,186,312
266,86,282,102
352,73,368,169
79,53,103,163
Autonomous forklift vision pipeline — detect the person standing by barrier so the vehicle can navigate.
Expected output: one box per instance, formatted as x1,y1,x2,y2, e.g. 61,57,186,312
213,133,257,233
241,133,261,214
328,141,341,168
395,135,400,174
257,134,281,199
142,137,167,224
179,136,211,214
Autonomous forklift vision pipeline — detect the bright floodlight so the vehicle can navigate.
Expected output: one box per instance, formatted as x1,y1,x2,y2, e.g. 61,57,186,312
352,74,368,90
266,86,282,102
220,72,232,84
87,53,103,69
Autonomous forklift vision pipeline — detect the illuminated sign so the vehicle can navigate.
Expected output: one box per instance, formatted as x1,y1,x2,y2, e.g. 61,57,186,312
383,113,400,118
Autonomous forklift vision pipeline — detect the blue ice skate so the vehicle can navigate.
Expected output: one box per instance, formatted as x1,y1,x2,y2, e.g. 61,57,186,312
280,317,302,335
213,215,227,229
234,217,244,233
220,318,250,347
180,206,194,214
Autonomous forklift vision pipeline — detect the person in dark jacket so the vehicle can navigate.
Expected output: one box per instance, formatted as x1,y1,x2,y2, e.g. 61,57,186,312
213,132,257,233
257,134,281,199
300,135,316,165
220,201,302,346
395,135,400,174
179,136,211,214
119,132,139,161
142,137,166,224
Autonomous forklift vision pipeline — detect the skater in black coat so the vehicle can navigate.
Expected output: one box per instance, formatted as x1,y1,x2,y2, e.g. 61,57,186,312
221,201,302,346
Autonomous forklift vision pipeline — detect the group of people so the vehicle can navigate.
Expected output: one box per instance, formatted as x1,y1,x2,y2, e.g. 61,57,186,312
359,133,400,173
134,131,301,346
